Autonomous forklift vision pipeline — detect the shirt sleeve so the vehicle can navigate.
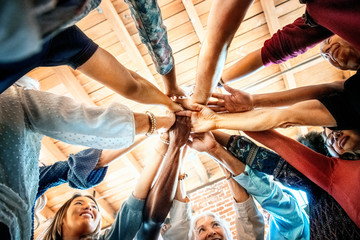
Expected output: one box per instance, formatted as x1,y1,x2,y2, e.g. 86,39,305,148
101,194,145,240
233,196,265,240
319,71,360,130
162,200,192,240
233,167,309,240
20,87,135,149
261,17,333,66
37,148,106,199
226,135,314,192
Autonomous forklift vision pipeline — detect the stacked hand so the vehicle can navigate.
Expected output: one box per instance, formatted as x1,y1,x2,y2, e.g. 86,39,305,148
169,116,191,146
187,132,218,153
208,84,254,113
177,104,217,133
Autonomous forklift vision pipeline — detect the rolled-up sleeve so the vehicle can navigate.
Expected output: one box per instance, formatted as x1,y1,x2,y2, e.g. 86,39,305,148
20,87,135,149
233,195,265,240
162,200,192,240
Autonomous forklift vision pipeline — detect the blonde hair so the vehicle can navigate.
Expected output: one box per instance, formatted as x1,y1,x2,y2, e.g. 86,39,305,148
42,194,101,240
188,212,233,240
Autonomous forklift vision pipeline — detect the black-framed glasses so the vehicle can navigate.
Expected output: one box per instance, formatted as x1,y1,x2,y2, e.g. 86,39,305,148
324,130,341,147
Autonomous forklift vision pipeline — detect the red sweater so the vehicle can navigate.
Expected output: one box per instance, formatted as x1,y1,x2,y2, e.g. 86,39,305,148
262,0,360,66
245,130,360,228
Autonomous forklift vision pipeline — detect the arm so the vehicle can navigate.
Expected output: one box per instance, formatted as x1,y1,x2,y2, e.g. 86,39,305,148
210,81,344,113
37,148,105,199
233,167,309,239
21,87,174,149
244,130,334,193
191,0,254,104
162,178,192,240
96,135,148,168
179,100,336,132
78,47,182,112
212,130,314,191
137,117,191,240
221,49,264,84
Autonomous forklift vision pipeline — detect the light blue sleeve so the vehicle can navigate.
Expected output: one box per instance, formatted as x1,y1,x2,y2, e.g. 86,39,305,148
100,194,145,240
19,87,135,149
233,166,310,240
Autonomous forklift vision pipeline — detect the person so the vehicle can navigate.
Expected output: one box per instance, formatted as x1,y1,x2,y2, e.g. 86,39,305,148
34,135,148,234
162,146,264,240
210,130,360,238
124,0,186,100
189,212,235,240
0,79,174,240
190,0,360,106
188,132,310,240
41,116,191,240
0,25,182,112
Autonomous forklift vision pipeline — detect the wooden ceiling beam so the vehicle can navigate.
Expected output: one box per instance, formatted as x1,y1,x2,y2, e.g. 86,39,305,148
53,66,96,106
123,153,143,176
40,138,116,222
99,0,160,87
260,0,297,89
182,0,205,43
187,151,210,183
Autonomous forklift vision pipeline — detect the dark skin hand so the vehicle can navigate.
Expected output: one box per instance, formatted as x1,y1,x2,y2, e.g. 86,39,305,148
136,116,191,240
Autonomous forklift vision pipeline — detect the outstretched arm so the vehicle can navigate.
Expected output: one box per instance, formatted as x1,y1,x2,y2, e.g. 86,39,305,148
136,117,191,239
191,0,254,104
77,47,182,112
209,82,344,113
178,99,336,132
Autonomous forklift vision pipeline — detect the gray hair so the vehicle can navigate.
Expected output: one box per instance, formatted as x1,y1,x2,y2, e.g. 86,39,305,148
188,211,233,240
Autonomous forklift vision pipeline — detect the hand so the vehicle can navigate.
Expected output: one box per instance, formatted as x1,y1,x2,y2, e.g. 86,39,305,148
168,101,183,112
187,132,218,153
208,84,254,112
176,104,217,132
169,116,191,146
156,111,176,132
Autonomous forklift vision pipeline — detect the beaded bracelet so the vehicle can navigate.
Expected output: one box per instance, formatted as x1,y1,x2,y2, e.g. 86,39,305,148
159,136,170,145
145,111,156,136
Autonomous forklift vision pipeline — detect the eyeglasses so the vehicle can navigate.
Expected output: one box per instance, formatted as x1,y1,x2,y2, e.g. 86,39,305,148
324,130,341,147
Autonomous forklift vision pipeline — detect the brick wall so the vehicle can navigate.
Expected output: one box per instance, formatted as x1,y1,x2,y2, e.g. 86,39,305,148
189,179,269,239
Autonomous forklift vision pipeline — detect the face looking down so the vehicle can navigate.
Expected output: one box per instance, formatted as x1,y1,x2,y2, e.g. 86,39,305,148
320,35,360,71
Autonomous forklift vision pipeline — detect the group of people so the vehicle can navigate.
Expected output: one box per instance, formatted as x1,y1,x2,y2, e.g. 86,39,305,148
1,0,360,239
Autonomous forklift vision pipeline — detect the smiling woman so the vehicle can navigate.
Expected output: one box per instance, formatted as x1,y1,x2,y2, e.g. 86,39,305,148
43,194,102,240
189,212,233,240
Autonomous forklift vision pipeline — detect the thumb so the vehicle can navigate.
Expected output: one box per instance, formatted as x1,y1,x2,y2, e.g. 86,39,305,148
223,84,235,94
191,103,205,111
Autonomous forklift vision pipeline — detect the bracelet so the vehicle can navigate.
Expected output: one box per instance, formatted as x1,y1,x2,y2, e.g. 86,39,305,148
217,78,225,87
145,111,156,136
226,174,234,180
159,136,170,145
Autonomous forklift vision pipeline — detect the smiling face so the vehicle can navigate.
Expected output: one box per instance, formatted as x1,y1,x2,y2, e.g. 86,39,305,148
320,35,360,70
324,128,360,156
62,196,101,236
195,216,226,240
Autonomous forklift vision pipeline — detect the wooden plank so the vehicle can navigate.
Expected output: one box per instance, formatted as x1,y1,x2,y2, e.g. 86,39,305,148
260,0,297,89
100,0,159,86
53,66,96,106
187,151,210,183
182,0,205,43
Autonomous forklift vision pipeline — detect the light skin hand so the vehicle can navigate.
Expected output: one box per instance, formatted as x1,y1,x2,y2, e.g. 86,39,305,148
187,132,218,153
208,84,254,112
176,104,218,132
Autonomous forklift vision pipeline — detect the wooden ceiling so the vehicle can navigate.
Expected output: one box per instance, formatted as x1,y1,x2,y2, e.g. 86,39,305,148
31,0,353,236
